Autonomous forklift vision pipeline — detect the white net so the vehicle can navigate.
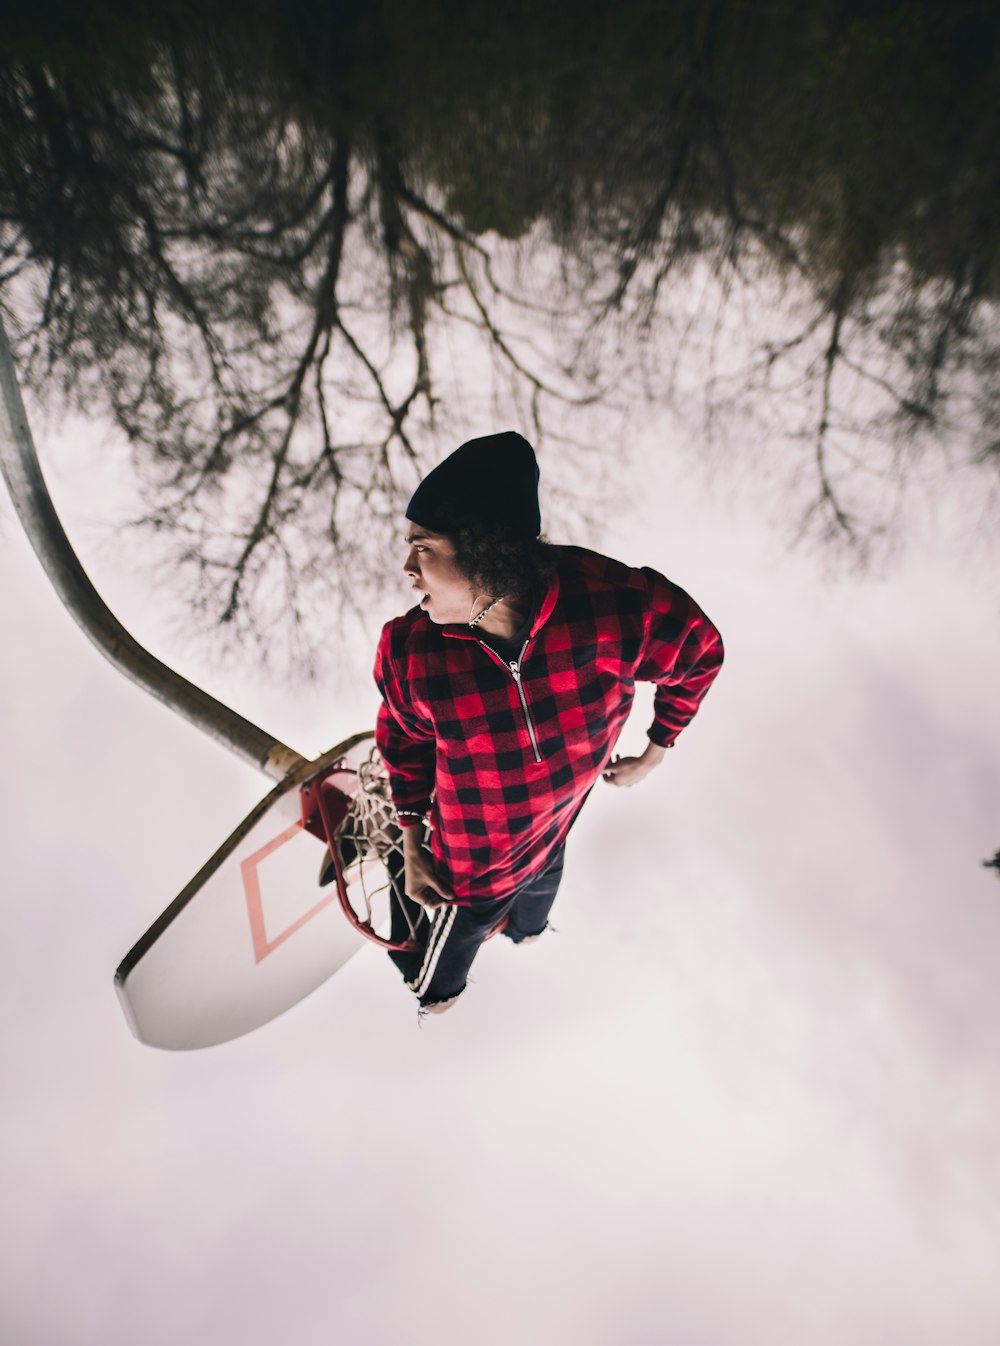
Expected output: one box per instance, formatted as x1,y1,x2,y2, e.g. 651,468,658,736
333,744,421,946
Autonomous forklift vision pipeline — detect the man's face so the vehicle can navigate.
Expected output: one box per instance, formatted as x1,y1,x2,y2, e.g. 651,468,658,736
403,523,476,624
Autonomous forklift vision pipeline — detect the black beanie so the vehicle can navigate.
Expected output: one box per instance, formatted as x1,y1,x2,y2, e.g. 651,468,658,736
406,431,541,538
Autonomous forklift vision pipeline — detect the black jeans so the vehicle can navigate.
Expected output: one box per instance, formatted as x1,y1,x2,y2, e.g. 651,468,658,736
387,845,565,1007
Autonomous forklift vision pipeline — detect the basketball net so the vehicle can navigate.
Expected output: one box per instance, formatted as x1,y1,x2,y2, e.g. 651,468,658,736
320,743,423,952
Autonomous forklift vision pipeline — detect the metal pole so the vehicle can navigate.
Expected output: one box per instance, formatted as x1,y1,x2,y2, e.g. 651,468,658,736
0,315,306,781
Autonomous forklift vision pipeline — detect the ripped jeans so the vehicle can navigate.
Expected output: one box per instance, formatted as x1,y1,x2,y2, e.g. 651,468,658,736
387,845,565,1008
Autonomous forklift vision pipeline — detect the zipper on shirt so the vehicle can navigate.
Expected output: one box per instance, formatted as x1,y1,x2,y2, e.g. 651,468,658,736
509,650,543,763
478,638,543,763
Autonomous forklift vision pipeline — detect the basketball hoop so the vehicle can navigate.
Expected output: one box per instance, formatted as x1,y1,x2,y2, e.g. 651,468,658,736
301,742,422,952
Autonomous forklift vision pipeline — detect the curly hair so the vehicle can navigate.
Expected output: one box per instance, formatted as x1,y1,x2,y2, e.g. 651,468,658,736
451,525,554,602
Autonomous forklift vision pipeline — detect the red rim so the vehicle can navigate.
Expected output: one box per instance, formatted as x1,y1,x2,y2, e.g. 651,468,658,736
305,764,421,953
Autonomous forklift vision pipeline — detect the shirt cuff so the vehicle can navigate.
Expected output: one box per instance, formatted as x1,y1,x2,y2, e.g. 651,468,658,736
647,725,678,749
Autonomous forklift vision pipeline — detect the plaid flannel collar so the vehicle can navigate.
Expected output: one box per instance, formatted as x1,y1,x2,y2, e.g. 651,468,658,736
438,565,561,647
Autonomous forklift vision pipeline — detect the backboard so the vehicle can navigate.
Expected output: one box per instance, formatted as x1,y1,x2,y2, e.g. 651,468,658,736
115,731,379,1049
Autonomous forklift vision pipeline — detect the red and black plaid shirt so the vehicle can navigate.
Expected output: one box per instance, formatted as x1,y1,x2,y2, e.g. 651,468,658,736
374,546,723,903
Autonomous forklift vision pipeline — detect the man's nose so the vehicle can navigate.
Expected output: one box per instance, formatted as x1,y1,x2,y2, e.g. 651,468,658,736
403,548,419,577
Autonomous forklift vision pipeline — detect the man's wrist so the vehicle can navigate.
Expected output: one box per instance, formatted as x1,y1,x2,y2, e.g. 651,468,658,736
401,825,425,853
643,740,669,764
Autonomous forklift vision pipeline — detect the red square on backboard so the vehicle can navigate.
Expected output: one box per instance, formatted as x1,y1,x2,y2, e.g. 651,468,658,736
242,821,336,964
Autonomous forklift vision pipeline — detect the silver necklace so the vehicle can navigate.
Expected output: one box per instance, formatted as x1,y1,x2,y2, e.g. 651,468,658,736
468,595,503,629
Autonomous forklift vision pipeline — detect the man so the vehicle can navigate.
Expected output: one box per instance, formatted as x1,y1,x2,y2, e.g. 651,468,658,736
374,431,723,1014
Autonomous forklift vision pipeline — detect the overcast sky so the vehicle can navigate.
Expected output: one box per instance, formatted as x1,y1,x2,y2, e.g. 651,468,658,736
2,380,1000,1345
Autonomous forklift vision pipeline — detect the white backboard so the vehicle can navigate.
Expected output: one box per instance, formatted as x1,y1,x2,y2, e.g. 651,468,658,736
115,735,374,1049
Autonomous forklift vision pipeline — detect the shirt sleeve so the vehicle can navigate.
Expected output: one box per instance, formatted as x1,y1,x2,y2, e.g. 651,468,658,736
635,568,725,747
373,625,437,826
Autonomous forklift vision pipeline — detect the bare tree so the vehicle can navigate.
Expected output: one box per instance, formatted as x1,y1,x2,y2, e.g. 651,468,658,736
0,41,604,660
2,0,999,661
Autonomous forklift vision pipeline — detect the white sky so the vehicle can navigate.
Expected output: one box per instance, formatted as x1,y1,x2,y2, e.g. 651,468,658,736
2,386,1000,1345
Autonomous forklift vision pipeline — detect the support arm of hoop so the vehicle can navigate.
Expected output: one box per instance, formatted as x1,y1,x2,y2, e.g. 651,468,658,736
0,316,305,781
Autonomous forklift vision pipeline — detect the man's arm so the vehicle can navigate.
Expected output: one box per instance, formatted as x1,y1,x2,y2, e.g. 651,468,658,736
604,568,723,789
373,626,437,821
373,626,453,905
639,568,724,742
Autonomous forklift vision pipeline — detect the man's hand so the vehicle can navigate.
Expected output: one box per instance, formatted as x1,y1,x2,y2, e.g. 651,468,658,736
602,740,669,788
401,826,455,908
